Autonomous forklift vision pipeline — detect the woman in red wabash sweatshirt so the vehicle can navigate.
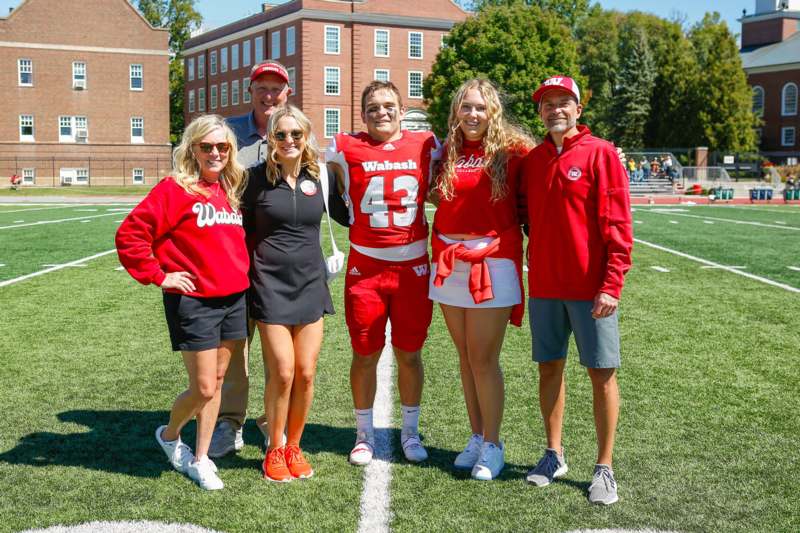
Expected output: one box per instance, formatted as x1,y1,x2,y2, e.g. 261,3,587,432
429,78,535,481
116,114,249,491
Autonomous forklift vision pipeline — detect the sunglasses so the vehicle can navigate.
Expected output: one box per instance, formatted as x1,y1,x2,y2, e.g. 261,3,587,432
274,130,304,142
195,142,231,154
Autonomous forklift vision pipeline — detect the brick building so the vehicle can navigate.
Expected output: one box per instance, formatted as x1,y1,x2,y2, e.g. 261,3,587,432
741,0,800,163
182,0,468,147
0,0,171,186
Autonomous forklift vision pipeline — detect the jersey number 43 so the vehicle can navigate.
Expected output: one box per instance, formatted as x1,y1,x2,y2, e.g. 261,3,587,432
359,175,418,228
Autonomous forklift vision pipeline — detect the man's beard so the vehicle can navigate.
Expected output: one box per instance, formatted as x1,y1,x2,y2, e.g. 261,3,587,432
547,117,576,134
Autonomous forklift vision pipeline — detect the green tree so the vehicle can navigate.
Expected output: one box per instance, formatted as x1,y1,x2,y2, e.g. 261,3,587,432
611,24,656,149
424,2,580,138
136,0,202,144
472,0,589,31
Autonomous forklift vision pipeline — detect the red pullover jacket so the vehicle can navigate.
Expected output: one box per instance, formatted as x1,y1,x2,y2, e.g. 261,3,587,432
116,177,249,298
521,125,632,300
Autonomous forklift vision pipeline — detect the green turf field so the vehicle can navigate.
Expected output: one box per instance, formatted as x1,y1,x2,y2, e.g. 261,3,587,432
1,202,798,532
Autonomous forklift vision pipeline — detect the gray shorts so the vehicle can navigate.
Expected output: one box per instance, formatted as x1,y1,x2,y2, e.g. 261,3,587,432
529,298,620,369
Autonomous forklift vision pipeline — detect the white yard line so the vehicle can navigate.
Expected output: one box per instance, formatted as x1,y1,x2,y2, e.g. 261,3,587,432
0,205,72,213
635,239,800,294
720,205,800,215
650,266,670,272
0,212,120,230
700,265,746,269
357,325,395,533
788,266,800,272
642,210,800,231
0,249,116,288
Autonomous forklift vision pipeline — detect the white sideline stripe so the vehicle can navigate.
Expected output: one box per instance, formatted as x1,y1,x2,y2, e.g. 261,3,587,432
357,325,395,533
635,239,800,294
0,205,72,213
650,266,670,272
701,265,746,269
42,263,87,268
0,212,120,229
788,266,800,272
0,249,116,288
643,210,800,231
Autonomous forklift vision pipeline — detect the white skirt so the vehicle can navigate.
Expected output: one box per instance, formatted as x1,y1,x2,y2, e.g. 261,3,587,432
428,234,521,308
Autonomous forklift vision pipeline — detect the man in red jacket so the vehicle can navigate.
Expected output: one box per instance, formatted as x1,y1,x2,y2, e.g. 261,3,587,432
521,76,632,505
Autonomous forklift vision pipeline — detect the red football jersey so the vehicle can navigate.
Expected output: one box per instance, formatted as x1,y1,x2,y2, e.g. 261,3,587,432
327,130,441,251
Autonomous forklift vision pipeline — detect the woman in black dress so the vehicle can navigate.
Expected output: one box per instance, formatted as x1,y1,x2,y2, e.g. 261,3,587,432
242,105,347,482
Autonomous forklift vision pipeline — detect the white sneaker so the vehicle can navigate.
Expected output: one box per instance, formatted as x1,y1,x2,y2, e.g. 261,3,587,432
208,420,244,458
471,441,504,481
155,425,194,474
187,457,224,490
349,431,375,466
401,433,428,463
454,434,484,470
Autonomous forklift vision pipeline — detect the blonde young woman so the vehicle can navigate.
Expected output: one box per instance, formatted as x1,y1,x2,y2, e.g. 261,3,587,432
116,114,249,490
241,105,347,482
429,78,535,480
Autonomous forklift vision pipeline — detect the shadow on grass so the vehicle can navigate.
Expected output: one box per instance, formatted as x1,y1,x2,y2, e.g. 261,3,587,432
0,410,357,478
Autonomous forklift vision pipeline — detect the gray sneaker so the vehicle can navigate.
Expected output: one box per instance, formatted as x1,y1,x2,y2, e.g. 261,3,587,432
526,448,568,487
588,464,618,505
208,420,244,458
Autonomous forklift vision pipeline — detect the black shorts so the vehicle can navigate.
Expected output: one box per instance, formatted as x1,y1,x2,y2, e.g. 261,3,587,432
163,291,247,352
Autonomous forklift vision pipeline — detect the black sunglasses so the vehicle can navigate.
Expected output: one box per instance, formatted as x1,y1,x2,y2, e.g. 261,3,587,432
274,130,304,142
195,142,231,154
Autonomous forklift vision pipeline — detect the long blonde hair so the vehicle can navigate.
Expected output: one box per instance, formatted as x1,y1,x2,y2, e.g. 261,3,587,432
172,114,245,210
438,79,535,202
264,105,321,185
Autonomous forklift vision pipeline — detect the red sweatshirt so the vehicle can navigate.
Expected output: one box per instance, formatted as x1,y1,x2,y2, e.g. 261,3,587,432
521,126,632,300
116,177,250,298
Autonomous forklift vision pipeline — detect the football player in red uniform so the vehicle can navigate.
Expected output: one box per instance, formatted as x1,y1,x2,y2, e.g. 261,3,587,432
326,81,441,465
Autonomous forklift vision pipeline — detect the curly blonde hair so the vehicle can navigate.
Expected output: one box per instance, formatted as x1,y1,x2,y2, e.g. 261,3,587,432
264,105,321,185
172,114,245,210
437,79,535,202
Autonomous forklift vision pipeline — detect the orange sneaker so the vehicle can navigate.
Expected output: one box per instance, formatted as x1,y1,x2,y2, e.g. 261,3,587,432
262,446,292,483
285,444,314,479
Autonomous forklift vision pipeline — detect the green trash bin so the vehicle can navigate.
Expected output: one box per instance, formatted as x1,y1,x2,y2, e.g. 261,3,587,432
794,189,800,201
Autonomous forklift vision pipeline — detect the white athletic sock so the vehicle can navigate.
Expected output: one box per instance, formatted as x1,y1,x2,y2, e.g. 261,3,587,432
401,405,420,438
354,408,374,438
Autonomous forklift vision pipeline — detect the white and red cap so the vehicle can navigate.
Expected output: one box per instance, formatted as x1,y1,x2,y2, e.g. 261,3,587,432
532,76,581,104
249,61,289,83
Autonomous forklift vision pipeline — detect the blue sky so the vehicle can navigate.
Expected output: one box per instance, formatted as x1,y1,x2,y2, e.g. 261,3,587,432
0,1,751,38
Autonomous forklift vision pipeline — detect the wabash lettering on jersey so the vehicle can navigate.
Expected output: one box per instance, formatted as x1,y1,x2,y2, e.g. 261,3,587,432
326,130,441,258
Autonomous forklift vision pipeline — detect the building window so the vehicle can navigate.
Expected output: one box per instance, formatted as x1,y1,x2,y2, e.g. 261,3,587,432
232,79,240,106
76,168,89,184
231,44,239,70
782,127,796,146
221,82,229,107
243,78,251,103
210,50,217,75
752,86,764,116
271,30,281,59
187,57,195,81
286,26,296,56
131,117,144,143
188,89,196,112
243,39,251,66
221,47,228,73
287,67,296,93
132,168,144,184
324,108,340,138
19,115,34,142
198,54,205,79
72,62,86,89
325,25,340,54
409,71,423,99
18,58,32,86
130,64,143,90
782,82,798,116
324,67,340,96
22,168,35,185
58,116,88,143
374,69,390,82
198,87,206,111
375,29,390,57
210,85,218,109
255,36,264,63
409,32,423,59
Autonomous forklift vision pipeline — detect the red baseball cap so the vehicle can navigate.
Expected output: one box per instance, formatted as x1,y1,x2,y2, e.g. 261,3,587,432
532,76,581,104
249,61,289,83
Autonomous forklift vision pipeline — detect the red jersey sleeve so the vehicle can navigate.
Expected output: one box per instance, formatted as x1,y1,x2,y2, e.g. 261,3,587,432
595,143,633,299
115,179,177,287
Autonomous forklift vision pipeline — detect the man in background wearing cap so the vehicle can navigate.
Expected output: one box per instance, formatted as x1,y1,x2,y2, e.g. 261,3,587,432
521,76,632,505
209,60,292,458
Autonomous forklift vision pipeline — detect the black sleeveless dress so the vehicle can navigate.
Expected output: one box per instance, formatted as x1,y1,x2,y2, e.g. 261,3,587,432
242,164,337,324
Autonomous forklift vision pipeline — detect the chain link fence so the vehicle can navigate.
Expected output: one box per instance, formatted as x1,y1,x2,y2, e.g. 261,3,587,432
2,156,172,187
